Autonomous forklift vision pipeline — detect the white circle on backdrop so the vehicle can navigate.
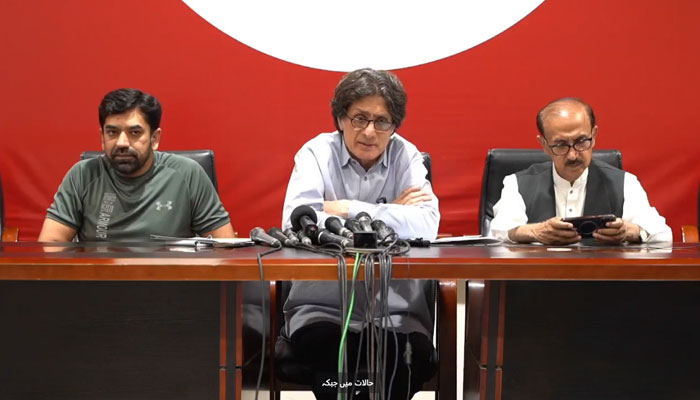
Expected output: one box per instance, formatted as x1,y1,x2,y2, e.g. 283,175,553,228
183,0,545,72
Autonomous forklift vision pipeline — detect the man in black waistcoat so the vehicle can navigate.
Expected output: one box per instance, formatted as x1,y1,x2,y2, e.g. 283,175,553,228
488,97,671,245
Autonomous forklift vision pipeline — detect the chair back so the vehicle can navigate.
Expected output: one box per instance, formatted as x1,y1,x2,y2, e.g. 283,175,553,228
478,149,623,235
80,150,219,192
421,152,432,184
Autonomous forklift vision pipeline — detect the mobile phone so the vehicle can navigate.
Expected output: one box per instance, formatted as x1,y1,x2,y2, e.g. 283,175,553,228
561,214,617,237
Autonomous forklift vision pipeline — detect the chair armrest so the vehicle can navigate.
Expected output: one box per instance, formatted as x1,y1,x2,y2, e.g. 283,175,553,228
2,226,19,242
682,225,699,243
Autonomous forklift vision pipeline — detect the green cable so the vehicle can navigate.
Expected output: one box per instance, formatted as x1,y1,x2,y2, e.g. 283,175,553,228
338,253,362,398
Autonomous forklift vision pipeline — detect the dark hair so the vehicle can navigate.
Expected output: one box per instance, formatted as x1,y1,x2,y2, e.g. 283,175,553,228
536,97,596,136
98,88,162,132
331,68,407,132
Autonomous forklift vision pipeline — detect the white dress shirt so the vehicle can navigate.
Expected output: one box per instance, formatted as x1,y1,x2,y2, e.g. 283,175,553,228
281,131,440,239
489,164,672,243
281,131,440,338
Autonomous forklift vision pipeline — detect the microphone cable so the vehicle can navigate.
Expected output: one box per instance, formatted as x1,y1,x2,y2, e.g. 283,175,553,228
348,320,368,400
337,252,361,399
252,239,351,399
253,244,282,400
280,224,411,400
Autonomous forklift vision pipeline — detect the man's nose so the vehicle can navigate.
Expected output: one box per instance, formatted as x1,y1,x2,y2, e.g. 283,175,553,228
361,123,377,138
116,132,130,147
566,146,578,160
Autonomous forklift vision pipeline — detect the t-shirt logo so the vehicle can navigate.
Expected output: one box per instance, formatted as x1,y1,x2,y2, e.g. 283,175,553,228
155,201,173,211
96,192,117,239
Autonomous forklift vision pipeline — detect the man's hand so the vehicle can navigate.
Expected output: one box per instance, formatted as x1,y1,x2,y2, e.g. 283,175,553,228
393,187,432,206
509,217,581,245
593,218,641,244
324,200,351,218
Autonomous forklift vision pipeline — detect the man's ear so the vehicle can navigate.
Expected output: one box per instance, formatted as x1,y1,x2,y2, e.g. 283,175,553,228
537,134,548,153
591,125,598,145
100,129,105,151
151,128,162,150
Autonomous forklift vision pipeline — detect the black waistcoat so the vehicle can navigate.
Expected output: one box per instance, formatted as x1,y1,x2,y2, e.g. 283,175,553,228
515,160,625,224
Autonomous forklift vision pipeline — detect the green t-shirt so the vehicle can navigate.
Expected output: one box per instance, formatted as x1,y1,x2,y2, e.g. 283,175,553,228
47,151,230,241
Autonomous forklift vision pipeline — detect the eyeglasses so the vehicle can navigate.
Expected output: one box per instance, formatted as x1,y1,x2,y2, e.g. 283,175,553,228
347,115,395,132
544,136,594,156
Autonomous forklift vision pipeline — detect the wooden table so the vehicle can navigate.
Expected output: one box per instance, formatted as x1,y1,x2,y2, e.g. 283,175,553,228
2,242,700,400
3,242,700,281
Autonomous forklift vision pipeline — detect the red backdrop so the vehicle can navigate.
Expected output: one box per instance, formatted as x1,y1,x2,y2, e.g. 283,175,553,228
1,1,699,240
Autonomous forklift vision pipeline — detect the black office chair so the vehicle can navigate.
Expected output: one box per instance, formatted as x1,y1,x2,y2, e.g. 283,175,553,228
0,171,19,242
422,151,433,185
478,149,623,235
265,152,457,399
80,150,220,193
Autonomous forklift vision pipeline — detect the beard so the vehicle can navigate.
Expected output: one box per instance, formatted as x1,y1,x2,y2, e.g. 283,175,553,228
107,147,149,175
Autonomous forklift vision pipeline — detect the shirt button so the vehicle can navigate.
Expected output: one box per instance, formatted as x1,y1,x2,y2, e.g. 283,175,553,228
363,177,368,181
569,190,573,194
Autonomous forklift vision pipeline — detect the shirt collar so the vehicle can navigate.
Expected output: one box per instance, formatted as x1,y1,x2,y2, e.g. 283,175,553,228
552,163,588,190
338,131,391,169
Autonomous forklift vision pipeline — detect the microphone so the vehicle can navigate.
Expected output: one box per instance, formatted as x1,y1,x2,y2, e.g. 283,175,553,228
406,238,431,247
250,227,281,247
317,229,354,247
290,205,319,243
325,216,354,239
283,228,301,244
268,227,295,247
344,218,363,233
356,212,373,232
297,229,313,245
371,219,395,241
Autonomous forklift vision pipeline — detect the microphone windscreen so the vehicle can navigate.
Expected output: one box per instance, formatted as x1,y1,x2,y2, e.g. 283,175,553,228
317,229,353,247
356,212,373,232
268,227,293,247
325,216,337,228
283,228,301,243
326,216,353,239
356,211,372,222
290,205,318,231
250,227,281,247
371,219,395,241
344,218,362,233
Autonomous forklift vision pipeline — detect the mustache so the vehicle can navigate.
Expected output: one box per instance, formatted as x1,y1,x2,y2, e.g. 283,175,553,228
110,147,138,158
565,158,583,166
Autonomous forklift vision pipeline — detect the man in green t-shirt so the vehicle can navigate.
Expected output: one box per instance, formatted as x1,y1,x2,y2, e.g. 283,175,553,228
38,88,234,242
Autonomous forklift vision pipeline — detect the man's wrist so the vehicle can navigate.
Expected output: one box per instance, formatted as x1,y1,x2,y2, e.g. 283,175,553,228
508,224,537,243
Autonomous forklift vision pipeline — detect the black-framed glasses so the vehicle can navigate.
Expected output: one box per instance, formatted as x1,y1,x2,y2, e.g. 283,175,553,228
544,136,594,156
347,114,395,132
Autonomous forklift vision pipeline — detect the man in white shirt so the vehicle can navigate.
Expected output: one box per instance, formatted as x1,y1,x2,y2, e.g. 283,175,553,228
280,68,439,399
489,97,671,245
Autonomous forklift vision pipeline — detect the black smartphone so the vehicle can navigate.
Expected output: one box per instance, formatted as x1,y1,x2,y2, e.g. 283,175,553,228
561,214,617,237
